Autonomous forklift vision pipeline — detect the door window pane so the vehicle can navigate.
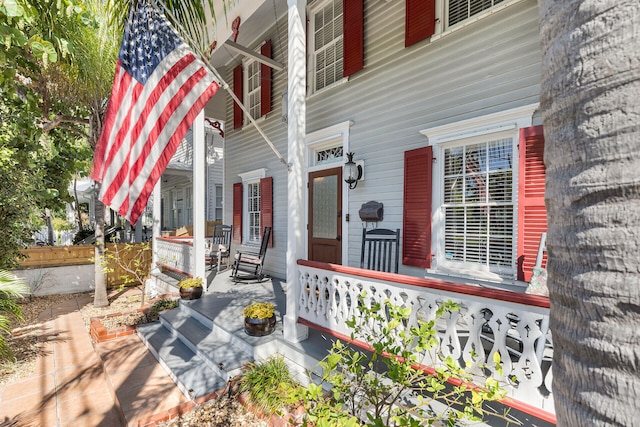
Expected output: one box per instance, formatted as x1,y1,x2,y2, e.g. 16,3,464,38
312,175,337,239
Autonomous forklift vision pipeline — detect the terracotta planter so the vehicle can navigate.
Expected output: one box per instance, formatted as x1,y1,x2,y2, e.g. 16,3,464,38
179,286,203,300
244,315,276,336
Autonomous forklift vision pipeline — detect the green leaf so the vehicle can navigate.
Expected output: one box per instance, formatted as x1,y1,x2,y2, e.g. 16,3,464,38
2,0,25,17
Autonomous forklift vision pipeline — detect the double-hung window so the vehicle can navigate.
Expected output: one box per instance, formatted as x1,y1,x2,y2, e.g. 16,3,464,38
246,180,261,243
310,0,344,92
446,0,505,28
234,169,273,247
232,41,273,129
441,137,514,274
405,105,544,282
245,59,262,120
307,0,363,94
405,0,523,47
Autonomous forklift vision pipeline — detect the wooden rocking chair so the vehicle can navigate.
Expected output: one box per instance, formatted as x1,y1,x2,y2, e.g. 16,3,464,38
360,228,400,274
231,227,272,282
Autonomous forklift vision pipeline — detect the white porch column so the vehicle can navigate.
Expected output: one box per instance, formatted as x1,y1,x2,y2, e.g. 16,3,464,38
151,179,161,269
193,110,207,286
284,0,309,343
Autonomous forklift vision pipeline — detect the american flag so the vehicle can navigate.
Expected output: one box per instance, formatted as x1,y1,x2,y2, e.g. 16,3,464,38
91,0,219,225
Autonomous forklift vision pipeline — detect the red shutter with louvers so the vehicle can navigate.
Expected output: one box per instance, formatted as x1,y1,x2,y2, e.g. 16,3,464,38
260,177,273,247
403,146,433,268
233,182,243,243
405,0,436,47
517,125,547,281
343,0,364,77
260,40,272,117
233,65,243,129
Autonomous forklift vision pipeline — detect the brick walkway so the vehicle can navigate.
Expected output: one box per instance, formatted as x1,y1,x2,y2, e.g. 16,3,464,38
0,295,188,427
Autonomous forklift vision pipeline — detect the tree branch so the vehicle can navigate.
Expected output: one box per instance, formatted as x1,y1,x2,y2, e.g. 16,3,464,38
41,114,90,135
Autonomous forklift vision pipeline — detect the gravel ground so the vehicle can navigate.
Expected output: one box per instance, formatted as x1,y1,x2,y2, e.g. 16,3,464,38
158,397,268,427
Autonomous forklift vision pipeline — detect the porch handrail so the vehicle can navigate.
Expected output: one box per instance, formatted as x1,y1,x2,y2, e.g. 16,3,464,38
155,236,195,275
296,260,554,421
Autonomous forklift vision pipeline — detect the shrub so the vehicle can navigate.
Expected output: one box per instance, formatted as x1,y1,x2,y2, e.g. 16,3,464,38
239,356,298,416
292,296,509,427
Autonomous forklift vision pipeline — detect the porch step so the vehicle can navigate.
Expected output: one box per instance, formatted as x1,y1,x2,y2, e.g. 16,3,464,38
136,321,227,399
159,308,254,380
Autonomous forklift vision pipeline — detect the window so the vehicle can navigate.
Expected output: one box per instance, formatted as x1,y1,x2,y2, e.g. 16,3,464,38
311,0,344,92
215,184,223,221
246,181,261,243
232,41,272,129
245,59,261,120
447,0,505,28
441,138,514,271
307,0,363,93
185,186,193,226
405,105,544,282
234,169,273,247
405,0,522,47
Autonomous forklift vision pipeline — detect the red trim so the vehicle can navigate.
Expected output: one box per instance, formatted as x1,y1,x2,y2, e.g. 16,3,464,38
233,182,243,244
233,65,243,129
403,146,433,268
260,40,272,116
297,260,550,308
405,0,436,47
517,125,547,281
297,317,556,425
155,262,192,278
260,177,274,247
343,0,364,77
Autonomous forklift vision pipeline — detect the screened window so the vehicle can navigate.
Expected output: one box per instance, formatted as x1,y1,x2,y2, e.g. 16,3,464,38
246,181,261,243
245,60,261,120
311,0,343,92
215,184,223,221
442,138,514,269
447,0,505,28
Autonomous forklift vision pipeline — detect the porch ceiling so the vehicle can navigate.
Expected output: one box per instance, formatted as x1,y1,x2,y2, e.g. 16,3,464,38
208,0,288,70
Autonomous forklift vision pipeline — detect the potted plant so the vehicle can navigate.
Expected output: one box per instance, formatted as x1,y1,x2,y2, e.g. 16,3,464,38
243,302,276,336
178,277,203,300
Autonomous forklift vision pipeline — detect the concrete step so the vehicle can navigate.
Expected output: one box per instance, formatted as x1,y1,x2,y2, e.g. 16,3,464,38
160,308,254,380
137,321,227,399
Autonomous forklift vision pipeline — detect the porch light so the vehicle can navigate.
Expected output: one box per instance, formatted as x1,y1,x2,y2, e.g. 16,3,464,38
344,152,362,190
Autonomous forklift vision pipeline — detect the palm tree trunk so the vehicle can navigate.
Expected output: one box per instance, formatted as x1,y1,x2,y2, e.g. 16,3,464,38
539,1,640,425
93,183,109,308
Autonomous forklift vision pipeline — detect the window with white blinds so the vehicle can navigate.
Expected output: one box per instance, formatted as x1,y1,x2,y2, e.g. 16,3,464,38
447,0,505,28
245,60,261,119
246,181,261,243
311,0,343,92
442,138,514,269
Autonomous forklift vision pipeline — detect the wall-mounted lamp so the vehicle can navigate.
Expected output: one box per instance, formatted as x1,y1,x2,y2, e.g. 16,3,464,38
344,152,363,190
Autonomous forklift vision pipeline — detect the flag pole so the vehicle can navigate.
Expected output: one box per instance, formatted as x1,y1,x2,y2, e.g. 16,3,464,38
151,0,291,172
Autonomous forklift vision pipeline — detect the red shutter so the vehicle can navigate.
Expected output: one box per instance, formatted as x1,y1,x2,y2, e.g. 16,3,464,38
260,40,273,117
403,146,433,268
260,177,273,247
405,0,436,47
517,125,547,281
343,0,364,77
233,65,243,129
233,182,243,243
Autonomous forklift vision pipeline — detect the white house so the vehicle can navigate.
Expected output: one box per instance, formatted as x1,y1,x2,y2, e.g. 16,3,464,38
152,0,554,422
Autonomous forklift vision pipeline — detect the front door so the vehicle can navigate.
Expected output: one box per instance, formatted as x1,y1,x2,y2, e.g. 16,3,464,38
308,167,342,264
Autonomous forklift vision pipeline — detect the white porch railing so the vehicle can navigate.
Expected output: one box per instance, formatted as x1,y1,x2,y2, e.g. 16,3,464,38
155,236,195,275
296,260,555,421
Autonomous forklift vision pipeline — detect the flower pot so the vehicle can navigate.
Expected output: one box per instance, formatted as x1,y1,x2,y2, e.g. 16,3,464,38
244,315,276,336
179,285,203,300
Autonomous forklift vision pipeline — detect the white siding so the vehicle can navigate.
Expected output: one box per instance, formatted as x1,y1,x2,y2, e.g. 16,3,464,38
223,0,542,280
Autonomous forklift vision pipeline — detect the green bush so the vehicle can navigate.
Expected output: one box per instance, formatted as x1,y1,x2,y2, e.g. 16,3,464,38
292,296,509,427
239,356,298,416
